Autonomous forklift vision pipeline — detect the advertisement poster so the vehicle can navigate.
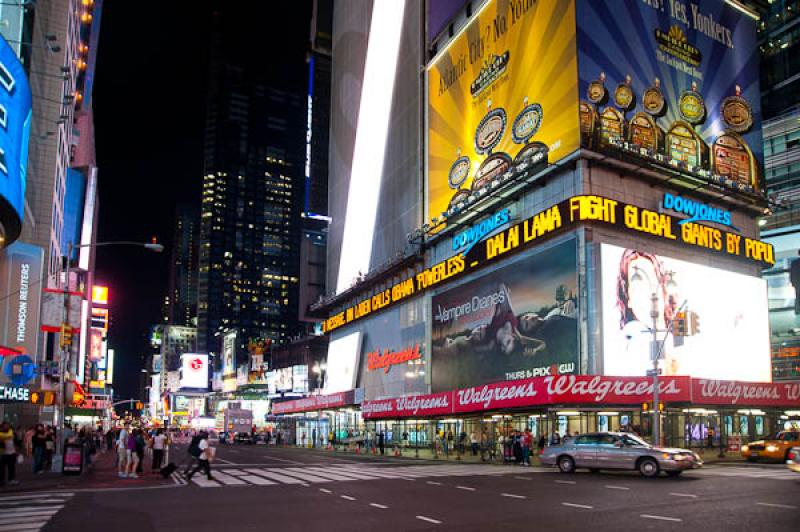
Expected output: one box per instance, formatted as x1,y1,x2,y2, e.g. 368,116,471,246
222,330,237,392
761,229,800,380
431,239,578,392
357,304,427,401
179,354,208,389
427,0,579,222
576,0,763,194
600,243,770,382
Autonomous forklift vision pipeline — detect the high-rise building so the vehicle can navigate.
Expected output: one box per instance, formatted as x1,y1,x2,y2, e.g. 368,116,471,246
298,0,332,329
168,205,199,327
759,0,800,120
197,42,305,360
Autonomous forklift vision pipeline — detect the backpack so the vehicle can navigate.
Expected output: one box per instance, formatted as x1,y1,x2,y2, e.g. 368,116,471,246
188,436,202,457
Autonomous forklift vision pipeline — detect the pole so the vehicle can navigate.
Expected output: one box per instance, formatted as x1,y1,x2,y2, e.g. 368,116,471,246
53,243,72,472
650,292,661,448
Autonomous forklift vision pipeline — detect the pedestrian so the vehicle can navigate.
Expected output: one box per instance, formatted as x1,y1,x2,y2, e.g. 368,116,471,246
0,422,19,486
126,429,139,479
152,429,167,473
537,434,546,455
186,431,214,481
512,430,522,463
117,425,129,478
470,431,479,456
105,429,114,452
135,430,146,473
549,430,561,446
378,431,385,455
44,427,55,470
31,424,47,474
707,427,715,449
521,428,532,466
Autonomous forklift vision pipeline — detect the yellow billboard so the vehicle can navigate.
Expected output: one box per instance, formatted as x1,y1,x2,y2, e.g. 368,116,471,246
427,0,580,222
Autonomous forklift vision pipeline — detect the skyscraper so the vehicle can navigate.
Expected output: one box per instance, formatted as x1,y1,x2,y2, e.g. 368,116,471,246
197,32,305,360
168,204,199,327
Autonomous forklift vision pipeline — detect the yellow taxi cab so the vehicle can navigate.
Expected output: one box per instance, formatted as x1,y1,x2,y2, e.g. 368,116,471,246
741,430,800,462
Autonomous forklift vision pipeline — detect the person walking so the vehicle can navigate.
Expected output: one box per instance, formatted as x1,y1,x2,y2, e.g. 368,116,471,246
537,434,546,455
151,429,167,473
470,431,479,456
0,422,19,486
44,427,55,471
117,425,129,478
31,424,47,474
549,429,561,446
186,431,214,481
378,431,385,455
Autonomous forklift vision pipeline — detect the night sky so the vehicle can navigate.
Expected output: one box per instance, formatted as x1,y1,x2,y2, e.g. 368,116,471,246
93,1,312,401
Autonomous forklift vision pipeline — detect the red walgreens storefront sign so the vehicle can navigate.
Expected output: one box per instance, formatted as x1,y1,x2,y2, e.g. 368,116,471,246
691,379,800,407
272,390,355,415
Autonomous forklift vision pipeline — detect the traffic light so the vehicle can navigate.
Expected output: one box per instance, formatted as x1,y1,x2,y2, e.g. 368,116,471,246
60,324,73,348
658,402,664,412
43,392,55,406
135,401,143,410
31,391,57,406
689,311,700,335
30,392,40,404
642,402,650,412
672,312,687,336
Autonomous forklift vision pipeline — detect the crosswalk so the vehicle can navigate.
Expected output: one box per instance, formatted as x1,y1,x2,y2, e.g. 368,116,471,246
181,463,525,488
0,492,73,531
688,465,799,481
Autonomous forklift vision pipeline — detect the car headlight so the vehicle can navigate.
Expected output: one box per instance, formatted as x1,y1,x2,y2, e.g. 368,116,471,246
742,445,749,452
766,445,778,453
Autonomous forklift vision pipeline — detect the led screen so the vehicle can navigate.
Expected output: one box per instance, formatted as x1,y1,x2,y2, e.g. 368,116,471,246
180,354,209,390
601,243,770,382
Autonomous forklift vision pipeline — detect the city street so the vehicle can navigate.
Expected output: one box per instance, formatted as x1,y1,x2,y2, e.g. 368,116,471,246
0,445,797,531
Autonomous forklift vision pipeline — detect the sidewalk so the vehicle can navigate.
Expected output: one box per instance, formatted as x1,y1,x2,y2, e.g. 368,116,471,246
0,447,178,494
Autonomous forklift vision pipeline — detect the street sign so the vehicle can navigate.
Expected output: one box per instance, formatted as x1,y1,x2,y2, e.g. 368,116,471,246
646,369,662,377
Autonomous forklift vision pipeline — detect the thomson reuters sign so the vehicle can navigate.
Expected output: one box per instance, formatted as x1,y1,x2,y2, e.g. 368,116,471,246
179,353,209,389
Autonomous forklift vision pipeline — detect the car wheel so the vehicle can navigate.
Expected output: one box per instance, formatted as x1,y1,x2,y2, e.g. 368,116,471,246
785,450,792,463
638,457,659,478
746,456,757,462
666,470,682,477
558,456,575,474
589,468,600,473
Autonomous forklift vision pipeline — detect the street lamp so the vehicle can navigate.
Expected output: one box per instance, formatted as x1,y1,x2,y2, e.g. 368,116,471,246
53,240,163,471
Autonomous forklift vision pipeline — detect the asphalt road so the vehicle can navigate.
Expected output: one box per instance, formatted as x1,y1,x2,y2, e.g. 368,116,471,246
1,444,797,532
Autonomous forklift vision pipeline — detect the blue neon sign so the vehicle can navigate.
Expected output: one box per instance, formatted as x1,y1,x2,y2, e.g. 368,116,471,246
662,193,739,232
451,208,511,256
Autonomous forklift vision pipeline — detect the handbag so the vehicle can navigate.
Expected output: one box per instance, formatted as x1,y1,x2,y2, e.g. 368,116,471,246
16,454,23,465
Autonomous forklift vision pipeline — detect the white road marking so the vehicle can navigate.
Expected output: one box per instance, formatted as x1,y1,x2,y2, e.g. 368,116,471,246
501,493,526,499
0,499,70,505
514,476,532,480
340,495,356,501
210,471,247,485
640,514,682,522
562,502,593,509
426,481,442,485
238,475,275,485
669,492,697,498
191,477,221,487
416,515,442,525
0,523,45,531
244,468,306,484
214,458,236,465
756,502,798,510
456,485,476,491
555,480,576,484
0,494,73,503
319,488,332,494
605,485,630,490
370,503,388,509
266,468,331,483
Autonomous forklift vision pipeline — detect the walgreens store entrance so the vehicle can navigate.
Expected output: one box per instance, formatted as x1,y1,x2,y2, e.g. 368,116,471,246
361,376,800,462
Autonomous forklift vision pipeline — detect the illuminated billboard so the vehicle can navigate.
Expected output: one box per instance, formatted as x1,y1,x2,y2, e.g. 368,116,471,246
432,239,578,391
427,0,580,223
600,243,770,382
0,35,32,243
91,286,108,305
576,0,763,195
180,353,209,390
325,332,362,394
762,227,800,380
222,330,237,392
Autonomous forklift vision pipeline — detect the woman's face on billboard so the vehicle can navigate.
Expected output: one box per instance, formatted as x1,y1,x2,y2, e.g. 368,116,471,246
627,256,661,323
496,321,516,354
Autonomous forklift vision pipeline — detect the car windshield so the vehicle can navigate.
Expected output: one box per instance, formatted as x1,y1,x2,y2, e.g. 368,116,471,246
621,433,649,447
773,431,800,441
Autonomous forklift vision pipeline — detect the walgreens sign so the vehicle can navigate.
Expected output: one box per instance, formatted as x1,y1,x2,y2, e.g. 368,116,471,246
360,375,800,419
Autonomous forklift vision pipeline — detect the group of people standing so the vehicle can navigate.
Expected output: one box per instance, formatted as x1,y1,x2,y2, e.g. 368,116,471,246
0,422,59,486
114,426,168,479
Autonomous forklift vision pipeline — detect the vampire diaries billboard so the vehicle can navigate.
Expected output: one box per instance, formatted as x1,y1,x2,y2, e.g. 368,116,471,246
431,238,578,392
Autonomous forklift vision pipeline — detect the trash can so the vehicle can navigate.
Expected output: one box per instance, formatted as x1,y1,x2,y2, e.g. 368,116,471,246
63,443,84,475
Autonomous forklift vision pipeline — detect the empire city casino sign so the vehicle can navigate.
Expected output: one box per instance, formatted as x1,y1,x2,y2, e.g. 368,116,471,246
322,195,774,333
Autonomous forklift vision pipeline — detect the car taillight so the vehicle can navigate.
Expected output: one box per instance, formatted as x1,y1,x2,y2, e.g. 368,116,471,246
789,451,797,461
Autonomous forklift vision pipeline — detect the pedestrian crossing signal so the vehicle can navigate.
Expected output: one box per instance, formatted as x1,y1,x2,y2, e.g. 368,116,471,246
135,401,143,410
642,402,649,412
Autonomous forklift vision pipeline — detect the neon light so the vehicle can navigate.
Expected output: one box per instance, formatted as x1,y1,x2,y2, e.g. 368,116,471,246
336,1,407,293
304,55,314,214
